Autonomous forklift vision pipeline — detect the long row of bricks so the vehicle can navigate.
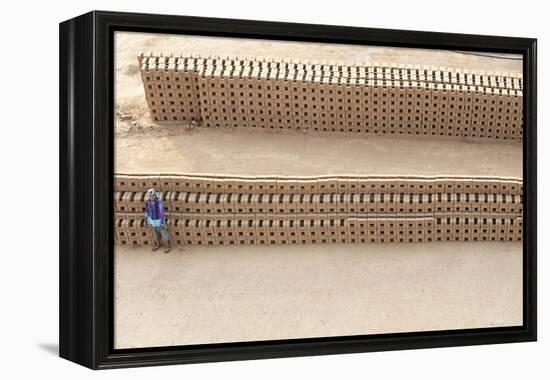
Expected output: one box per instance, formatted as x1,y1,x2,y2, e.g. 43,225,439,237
138,53,523,140
114,174,523,195
115,213,523,246
115,192,522,215
114,174,522,246
140,52,522,89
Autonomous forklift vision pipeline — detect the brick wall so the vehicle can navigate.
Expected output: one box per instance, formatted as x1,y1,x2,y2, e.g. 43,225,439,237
139,53,523,141
114,174,523,246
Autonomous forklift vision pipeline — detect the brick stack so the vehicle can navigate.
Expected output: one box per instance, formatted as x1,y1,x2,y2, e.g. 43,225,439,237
114,174,523,246
139,53,523,140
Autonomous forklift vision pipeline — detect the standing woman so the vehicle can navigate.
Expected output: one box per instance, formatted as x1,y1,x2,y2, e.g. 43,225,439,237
144,188,171,253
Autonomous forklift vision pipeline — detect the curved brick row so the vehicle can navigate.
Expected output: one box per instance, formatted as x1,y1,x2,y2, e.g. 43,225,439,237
138,53,523,140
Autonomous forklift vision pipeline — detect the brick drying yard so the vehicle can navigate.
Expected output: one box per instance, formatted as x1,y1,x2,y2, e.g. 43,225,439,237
114,32,523,348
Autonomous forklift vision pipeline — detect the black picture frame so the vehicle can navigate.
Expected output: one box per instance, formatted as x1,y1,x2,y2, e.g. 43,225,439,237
59,10,537,369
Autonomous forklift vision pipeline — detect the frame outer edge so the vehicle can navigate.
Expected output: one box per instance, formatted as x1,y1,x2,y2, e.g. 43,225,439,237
524,38,537,341
59,11,96,369
58,10,537,370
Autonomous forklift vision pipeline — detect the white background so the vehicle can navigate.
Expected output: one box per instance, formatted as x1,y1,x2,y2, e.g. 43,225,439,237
0,0,546,377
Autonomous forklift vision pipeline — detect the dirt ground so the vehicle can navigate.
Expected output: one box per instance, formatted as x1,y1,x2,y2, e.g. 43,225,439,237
115,242,522,348
113,32,523,349
115,127,522,177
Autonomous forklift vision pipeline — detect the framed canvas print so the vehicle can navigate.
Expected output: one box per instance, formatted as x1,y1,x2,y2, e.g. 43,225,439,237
59,11,537,369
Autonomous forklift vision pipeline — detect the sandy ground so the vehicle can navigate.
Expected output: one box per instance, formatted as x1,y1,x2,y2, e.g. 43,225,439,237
113,32,523,349
115,127,521,177
115,242,522,348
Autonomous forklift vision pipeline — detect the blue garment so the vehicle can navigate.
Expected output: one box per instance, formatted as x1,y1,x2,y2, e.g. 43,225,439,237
147,217,162,228
145,196,165,226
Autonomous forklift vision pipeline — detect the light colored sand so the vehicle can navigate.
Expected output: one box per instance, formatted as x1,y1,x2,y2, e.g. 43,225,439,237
115,127,522,177
114,242,522,348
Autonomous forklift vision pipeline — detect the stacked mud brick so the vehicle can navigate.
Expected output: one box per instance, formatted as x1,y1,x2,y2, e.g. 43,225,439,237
139,52,523,140
114,174,523,246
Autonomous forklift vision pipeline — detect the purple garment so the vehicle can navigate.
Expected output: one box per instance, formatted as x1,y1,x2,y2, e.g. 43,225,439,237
145,196,164,223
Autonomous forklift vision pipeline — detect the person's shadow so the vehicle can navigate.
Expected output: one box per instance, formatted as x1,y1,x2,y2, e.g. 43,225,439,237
38,343,58,356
